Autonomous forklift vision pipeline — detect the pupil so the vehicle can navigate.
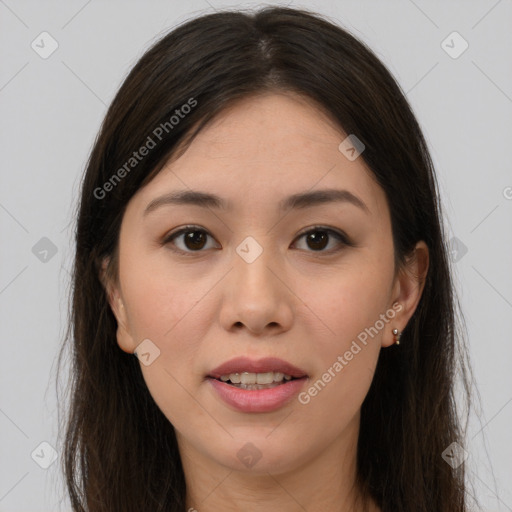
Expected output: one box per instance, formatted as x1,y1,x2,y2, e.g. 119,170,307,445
307,231,328,250
185,231,206,250
183,230,329,251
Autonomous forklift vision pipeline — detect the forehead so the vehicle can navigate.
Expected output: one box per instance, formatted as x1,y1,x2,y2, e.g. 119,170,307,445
130,92,388,219
176,92,348,169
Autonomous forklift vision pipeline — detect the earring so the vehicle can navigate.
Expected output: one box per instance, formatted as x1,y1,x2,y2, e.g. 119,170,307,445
392,328,402,345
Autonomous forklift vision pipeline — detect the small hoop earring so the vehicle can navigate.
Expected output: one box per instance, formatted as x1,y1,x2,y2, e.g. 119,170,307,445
392,328,402,345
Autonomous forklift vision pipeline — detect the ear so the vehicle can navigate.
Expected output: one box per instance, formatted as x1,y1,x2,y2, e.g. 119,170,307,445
99,257,136,354
383,240,429,347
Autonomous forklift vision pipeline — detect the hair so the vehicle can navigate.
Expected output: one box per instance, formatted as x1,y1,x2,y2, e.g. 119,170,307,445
57,6,476,511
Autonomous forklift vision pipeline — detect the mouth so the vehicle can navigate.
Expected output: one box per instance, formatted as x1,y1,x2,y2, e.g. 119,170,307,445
206,357,309,413
206,356,308,390
209,371,301,390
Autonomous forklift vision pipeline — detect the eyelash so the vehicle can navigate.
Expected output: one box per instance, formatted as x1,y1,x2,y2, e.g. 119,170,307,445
162,225,354,256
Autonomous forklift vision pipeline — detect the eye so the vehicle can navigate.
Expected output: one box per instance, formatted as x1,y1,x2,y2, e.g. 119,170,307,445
162,225,352,255
163,226,219,254
292,226,351,253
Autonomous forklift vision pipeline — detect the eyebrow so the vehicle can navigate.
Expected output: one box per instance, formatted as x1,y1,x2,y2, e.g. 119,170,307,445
143,188,370,216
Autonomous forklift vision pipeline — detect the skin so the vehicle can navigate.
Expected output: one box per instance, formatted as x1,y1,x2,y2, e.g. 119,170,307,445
102,92,428,512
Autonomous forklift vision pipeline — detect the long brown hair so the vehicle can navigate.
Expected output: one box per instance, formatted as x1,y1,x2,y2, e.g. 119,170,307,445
57,6,475,511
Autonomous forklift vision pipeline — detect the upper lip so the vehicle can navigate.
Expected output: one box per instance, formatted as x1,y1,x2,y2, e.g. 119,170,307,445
208,357,308,379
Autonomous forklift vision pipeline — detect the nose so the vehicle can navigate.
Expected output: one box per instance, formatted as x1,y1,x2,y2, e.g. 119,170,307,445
218,242,294,336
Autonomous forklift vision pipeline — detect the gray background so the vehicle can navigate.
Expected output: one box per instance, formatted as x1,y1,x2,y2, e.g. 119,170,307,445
1,0,511,510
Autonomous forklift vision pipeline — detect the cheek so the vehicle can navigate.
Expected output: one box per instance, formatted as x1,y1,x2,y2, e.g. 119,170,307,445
291,255,392,409
293,279,385,427
295,346,378,444
120,249,210,342
299,259,393,348
119,254,216,392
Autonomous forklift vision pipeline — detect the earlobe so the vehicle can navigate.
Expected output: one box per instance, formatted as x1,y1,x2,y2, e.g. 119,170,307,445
99,257,135,354
99,257,121,320
385,241,429,347
109,294,136,354
114,310,136,354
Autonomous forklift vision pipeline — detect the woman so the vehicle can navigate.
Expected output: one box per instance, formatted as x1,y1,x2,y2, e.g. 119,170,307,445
58,6,473,511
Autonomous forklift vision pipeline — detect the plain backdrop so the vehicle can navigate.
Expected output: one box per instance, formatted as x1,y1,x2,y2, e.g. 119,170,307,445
1,0,511,510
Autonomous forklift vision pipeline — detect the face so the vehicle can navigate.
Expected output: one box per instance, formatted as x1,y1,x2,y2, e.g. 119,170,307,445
104,92,426,477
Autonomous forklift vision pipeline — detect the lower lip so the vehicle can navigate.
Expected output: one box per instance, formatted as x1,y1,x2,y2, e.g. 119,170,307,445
207,377,308,413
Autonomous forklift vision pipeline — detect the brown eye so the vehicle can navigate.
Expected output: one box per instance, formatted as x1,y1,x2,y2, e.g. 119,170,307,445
182,230,208,250
163,225,351,256
304,230,329,250
293,227,350,253
164,226,219,254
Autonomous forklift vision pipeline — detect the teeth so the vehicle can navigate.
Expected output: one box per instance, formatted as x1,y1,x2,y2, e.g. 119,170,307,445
240,372,255,385
230,373,241,384
256,372,274,384
218,371,294,384
273,372,284,382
